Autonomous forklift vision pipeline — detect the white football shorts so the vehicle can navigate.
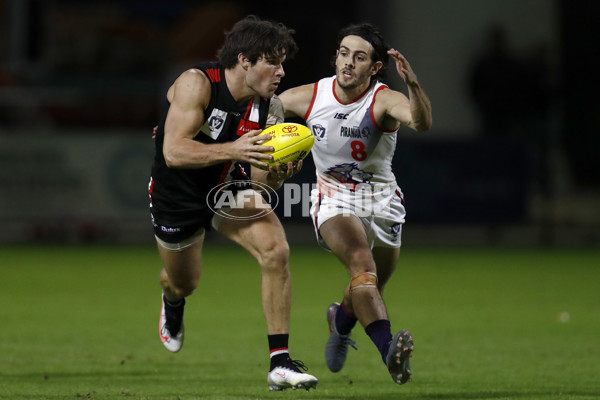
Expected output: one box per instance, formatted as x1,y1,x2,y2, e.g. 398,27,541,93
310,185,406,249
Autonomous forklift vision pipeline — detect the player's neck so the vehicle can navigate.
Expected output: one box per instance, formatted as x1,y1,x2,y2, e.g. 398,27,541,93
334,79,372,104
224,67,255,103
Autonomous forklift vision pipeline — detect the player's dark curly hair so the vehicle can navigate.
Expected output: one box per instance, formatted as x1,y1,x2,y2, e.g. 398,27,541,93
217,15,298,69
333,23,390,81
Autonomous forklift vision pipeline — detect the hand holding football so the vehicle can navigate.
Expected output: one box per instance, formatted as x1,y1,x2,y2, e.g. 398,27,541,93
255,123,314,170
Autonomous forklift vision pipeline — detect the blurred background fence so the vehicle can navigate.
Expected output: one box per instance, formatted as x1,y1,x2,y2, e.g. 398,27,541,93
1,0,598,247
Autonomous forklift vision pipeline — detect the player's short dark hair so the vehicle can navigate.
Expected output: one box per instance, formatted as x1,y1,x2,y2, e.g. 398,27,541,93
217,15,298,69
334,23,390,81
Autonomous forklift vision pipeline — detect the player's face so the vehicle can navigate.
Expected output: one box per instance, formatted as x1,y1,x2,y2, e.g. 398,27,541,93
246,55,286,98
335,35,378,90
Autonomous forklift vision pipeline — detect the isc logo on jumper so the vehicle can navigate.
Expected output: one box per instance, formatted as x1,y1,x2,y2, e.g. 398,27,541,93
334,113,348,119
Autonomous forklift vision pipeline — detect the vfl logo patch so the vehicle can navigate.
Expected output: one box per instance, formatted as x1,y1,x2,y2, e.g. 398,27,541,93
390,223,401,238
203,108,229,140
312,124,326,141
209,115,224,131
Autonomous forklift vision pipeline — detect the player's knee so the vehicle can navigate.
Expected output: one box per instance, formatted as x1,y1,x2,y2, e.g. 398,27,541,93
349,271,378,292
173,280,198,298
167,279,198,298
160,269,199,298
259,238,290,273
347,248,374,270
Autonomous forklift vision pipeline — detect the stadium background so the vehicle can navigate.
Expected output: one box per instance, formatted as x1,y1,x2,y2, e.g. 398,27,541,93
0,0,598,248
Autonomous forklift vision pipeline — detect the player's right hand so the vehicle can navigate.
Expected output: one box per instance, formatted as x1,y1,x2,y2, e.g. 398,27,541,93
230,130,274,168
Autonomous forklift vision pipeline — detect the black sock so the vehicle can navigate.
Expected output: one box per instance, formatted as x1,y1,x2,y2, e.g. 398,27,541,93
335,303,358,335
365,319,392,363
268,334,289,370
163,296,185,335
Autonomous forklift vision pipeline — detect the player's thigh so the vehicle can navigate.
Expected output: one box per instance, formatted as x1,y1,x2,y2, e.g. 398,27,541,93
156,233,205,288
216,194,288,262
372,246,400,291
319,214,374,272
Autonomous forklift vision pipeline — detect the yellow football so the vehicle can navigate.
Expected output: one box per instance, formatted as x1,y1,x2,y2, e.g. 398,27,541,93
256,123,314,169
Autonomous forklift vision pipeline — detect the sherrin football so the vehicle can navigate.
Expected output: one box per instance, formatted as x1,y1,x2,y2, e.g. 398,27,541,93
256,123,314,169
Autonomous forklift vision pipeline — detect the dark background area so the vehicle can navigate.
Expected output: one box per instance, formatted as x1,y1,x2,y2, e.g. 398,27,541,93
0,0,598,246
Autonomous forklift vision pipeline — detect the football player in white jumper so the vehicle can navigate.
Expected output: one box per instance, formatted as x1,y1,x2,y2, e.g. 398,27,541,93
278,23,432,385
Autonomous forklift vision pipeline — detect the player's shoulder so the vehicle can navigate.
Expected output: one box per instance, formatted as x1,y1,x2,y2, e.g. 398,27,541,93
168,68,211,107
280,82,316,99
177,68,210,88
374,84,406,99
279,83,317,118
373,85,409,107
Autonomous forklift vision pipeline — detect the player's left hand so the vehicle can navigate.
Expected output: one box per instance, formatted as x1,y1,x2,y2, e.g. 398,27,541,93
388,48,419,85
268,159,303,184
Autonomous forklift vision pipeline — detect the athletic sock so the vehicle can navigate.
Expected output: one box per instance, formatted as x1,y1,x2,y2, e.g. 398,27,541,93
163,296,185,335
365,319,392,363
268,334,289,370
335,302,358,335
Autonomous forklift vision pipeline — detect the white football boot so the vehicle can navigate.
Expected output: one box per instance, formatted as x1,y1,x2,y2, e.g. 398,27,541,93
159,294,185,352
267,359,318,391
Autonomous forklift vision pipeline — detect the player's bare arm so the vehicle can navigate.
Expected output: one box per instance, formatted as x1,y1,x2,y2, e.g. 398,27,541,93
266,95,285,127
375,49,432,132
278,84,316,119
163,69,274,169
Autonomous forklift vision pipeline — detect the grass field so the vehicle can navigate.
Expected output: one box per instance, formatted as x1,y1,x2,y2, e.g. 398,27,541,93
1,244,599,399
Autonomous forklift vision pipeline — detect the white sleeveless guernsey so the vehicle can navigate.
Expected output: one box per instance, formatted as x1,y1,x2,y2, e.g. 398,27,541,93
304,76,399,194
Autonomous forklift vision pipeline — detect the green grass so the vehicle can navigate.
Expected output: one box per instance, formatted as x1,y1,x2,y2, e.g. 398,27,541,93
0,244,599,399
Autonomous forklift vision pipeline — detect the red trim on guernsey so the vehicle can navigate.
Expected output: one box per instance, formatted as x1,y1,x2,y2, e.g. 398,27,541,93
395,188,405,205
332,79,371,105
243,99,254,119
371,85,398,133
148,177,154,205
237,163,248,178
313,192,322,228
237,99,261,136
270,347,289,354
205,68,221,83
303,82,319,121
218,161,232,184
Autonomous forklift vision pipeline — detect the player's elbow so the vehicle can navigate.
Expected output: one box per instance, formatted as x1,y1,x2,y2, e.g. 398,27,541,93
163,147,183,168
416,119,432,132
411,117,431,132
164,156,178,168
415,111,433,131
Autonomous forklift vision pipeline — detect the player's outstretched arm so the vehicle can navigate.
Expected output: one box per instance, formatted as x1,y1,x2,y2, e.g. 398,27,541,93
278,84,315,119
387,49,432,132
266,95,285,127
